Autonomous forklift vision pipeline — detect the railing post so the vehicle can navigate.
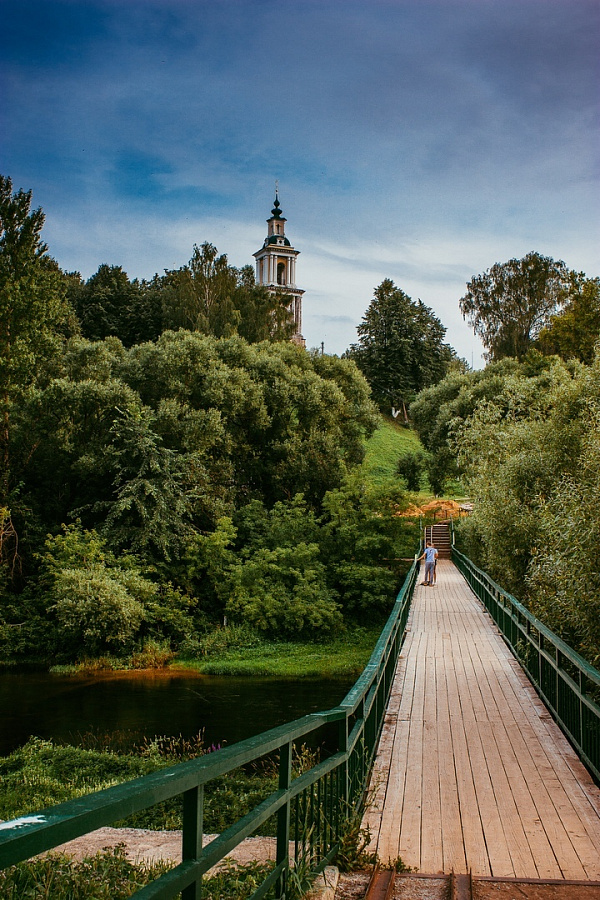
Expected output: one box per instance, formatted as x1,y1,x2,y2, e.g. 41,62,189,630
337,707,352,829
182,785,204,900
579,669,584,754
276,741,292,898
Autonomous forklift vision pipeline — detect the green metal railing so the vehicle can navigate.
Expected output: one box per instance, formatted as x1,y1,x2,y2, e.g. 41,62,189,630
453,547,600,783
0,559,419,899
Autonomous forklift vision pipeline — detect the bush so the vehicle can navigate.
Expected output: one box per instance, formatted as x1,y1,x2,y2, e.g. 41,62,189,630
396,451,427,491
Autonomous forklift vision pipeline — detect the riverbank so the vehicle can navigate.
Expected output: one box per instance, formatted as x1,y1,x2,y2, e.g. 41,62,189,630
41,623,383,678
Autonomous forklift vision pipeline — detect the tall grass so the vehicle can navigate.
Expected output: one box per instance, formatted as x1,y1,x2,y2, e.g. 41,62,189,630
0,847,275,900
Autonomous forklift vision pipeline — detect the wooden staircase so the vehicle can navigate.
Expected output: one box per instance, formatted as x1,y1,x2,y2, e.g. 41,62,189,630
424,522,452,558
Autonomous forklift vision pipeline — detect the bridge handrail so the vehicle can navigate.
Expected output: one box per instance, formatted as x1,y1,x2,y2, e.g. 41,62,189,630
453,546,600,783
0,557,420,899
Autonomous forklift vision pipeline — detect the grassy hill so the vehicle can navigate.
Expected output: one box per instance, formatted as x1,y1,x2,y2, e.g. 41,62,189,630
362,416,425,485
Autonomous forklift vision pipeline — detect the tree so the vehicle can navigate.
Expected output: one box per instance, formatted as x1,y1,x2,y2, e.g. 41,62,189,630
162,245,295,343
67,264,155,347
163,241,239,336
0,175,73,573
233,265,296,343
459,251,571,362
536,275,600,364
348,279,454,415
42,524,156,656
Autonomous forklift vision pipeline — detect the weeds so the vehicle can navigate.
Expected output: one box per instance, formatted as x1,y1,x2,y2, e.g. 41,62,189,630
0,848,276,900
0,845,173,900
131,639,174,669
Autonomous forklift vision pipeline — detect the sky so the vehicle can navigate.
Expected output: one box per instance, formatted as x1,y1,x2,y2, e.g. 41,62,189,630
1,0,598,365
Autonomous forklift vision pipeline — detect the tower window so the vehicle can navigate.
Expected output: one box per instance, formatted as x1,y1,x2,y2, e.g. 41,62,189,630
277,262,286,285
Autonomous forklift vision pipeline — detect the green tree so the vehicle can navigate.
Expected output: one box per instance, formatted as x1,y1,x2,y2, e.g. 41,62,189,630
67,265,143,345
536,275,600,364
0,175,73,573
459,251,571,362
453,359,589,597
410,359,519,493
99,406,197,561
162,242,243,338
41,524,157,656
162,245,295,343
320,474,416,615
349,279,454,415
526,407,600,666
224,496,342,637
233,265,296,343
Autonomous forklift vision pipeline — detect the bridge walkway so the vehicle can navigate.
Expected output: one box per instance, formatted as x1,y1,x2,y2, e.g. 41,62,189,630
364,559,600,880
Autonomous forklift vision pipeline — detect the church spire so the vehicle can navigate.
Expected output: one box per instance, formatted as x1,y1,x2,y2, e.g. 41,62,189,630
271,187,283,220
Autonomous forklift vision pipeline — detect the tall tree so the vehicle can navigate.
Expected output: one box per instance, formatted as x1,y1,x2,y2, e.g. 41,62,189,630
162,241,240,336
459,251,571,362
348,279,454,415
536,275,600,364
162,244,295,342
68,264,149,346
0,175,72,572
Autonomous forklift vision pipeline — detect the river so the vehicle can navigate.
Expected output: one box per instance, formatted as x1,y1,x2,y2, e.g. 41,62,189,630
0,668,354,756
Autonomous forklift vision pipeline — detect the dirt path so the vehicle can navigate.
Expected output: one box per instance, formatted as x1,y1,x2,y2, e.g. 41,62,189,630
50,825,279,871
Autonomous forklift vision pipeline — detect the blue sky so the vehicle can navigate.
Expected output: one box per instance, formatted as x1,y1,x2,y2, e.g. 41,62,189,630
2,0,598,364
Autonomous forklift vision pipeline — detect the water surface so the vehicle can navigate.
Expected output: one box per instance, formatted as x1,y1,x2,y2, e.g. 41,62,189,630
0,669,354,756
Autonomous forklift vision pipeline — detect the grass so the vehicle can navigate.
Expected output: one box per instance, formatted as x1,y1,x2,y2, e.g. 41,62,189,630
362,416,426,485
0,735,277,832
0,847,275,900
176,625,383,677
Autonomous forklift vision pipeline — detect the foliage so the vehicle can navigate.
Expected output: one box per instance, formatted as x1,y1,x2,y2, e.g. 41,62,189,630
320,474,417,615
459,251,572,362
161,241,296,343
348,279,455,412
0,846,275,900
334,801,376,872
184,625,381,677
453,353,600,664
225,496,342,637
536,275,600,365
396,450,428,491
410,357,526,493
67,264,146,346
181,621,265,659
0,736,276,835
40,524,159,656
0,175,75,575
526,409,600,666
0,845,173,900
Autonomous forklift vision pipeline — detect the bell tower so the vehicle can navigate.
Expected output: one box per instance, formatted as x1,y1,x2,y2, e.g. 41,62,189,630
253,190,305,345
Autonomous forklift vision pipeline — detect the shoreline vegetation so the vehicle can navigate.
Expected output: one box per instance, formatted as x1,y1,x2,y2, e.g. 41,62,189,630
2,416,428,679
42,624,384,679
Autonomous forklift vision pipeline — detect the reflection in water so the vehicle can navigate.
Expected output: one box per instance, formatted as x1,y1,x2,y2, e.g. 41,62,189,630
0,669,354,756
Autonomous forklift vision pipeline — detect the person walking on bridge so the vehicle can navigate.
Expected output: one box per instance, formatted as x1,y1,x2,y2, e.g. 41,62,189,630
418,541,438,586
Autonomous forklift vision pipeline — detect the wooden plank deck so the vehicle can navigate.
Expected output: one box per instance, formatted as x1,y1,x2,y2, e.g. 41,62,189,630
364,559,600,879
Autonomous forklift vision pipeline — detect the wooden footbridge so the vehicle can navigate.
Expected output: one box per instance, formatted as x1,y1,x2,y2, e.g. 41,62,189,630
1,541,600,899
364,559,600,880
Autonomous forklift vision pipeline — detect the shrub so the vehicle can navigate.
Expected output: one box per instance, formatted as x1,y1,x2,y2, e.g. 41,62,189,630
396,451,427,491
